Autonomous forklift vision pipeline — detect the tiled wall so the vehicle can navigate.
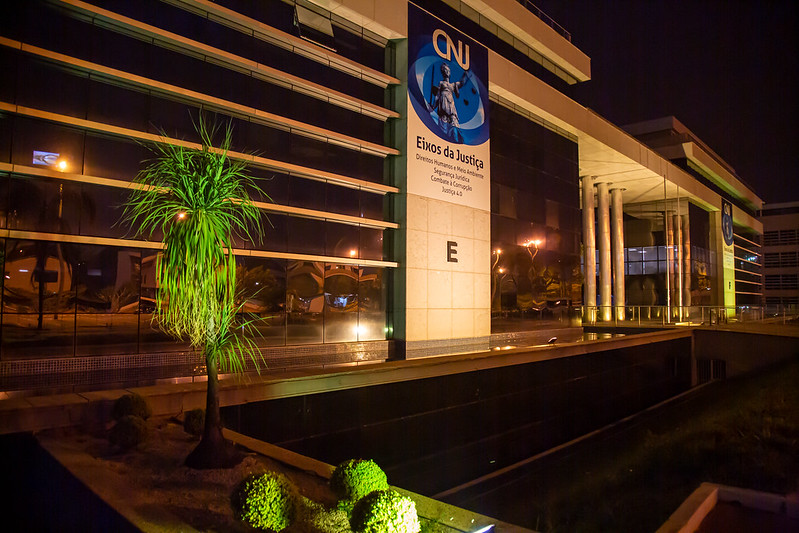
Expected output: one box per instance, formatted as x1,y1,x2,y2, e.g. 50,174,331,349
403,194,491,350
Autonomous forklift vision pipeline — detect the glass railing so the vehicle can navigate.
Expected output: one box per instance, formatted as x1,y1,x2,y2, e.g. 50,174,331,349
578,305,786,327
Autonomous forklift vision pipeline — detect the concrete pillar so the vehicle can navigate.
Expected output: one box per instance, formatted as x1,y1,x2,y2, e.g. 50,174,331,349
673,213,683,320
665,210,674,322
581,176,596,323
597,182,612,322
611,188,625,321
682,213,692,310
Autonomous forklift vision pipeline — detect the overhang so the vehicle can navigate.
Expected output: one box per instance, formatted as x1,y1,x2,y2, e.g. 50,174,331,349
489,50,762,233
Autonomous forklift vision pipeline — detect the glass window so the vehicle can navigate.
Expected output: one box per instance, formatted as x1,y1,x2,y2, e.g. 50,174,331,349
287,217,325,256
289,177,325,211
137,249,191,353
78,183,130,239
73,245,141,356
258,213,287,253
250,169,288,205
83,133,150,182
236,256,286,347
0,173,7,229
324,263,358,343
358,266,386,341
360,227,385,261
628,262,643,276
16,58,89,119
11,117,86,174
286,260,323,345
148,96,201,143
359,191,383,220
326,222,359,258
8,174,82,234
87,79,150,132
0,113,12,164
1,239,77,359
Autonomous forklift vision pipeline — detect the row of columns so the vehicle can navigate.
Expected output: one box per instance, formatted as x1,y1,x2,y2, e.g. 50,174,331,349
582,175,693,323
581,176,625,322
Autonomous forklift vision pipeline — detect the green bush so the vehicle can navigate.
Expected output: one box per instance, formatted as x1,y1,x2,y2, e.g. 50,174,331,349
183,408,205,436
111,392,152,421
330,459,389,503
109,415,148,450
350,489,421,533
233,472,297,531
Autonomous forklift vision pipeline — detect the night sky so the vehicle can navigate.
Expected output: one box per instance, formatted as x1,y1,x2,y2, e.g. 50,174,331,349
533,0,799,205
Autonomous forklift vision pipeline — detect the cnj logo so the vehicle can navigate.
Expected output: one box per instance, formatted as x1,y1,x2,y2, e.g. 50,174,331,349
432,28,469,70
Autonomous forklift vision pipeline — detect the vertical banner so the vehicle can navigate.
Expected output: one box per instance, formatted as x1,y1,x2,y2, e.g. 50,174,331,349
407,3,490,210
721,198,736,308
721,198,734,247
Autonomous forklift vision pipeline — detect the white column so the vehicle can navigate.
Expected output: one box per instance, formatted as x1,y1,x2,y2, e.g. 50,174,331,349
597,182,612,322
611,188,625,321
682,213,692,310
665,210,674,322
673,213,683,320
581,176,596,323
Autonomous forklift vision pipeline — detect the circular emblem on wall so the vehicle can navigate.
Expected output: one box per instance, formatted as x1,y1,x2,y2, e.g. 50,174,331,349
407,36,489,146
722,200,734,246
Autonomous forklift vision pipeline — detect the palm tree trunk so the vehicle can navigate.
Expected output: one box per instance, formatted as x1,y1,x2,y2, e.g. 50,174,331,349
184,351,243,469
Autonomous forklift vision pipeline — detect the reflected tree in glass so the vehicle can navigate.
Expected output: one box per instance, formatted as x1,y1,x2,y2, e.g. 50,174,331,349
122,116,264,469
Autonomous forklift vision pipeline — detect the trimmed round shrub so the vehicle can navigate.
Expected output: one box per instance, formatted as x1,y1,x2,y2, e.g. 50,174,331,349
183,408,205,436
350,489,421,533
233,472,297,531
109,415,148,450
111,392,152,421
330,459,389,503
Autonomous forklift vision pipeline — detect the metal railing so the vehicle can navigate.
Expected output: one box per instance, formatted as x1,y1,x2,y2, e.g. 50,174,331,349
514,0,571,41
578,305,781,327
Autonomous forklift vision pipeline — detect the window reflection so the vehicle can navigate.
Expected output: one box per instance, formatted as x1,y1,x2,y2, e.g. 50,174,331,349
2,239,77,358
8,175,82,234
73,244,141,355
324,263,358,343
236,256,286,346
358,266,386,341
286,260,324,345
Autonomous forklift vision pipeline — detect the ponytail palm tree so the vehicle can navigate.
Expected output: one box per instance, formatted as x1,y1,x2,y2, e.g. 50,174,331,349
123,117,263,469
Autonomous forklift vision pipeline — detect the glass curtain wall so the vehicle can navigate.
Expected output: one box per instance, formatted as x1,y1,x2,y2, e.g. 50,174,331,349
0,0,393,360
489,104,581,332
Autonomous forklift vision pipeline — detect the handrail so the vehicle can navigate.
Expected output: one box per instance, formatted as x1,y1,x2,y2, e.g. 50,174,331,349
577,305,788,327
514,0,571,42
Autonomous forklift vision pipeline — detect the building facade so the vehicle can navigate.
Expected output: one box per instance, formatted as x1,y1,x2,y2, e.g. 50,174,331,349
760,201,799,314
0,0,762,384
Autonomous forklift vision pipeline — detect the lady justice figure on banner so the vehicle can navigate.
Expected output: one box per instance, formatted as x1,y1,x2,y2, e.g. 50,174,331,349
427,62,472,143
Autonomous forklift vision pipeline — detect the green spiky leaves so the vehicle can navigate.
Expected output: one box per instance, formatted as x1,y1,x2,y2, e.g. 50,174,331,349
123,116,263,372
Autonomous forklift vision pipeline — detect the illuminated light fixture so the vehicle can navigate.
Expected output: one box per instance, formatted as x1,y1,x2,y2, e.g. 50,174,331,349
493,249,502,255
498,267,505,273
56,159,68,171
472,526,495,533
349,249,357,257
176,212,187,220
